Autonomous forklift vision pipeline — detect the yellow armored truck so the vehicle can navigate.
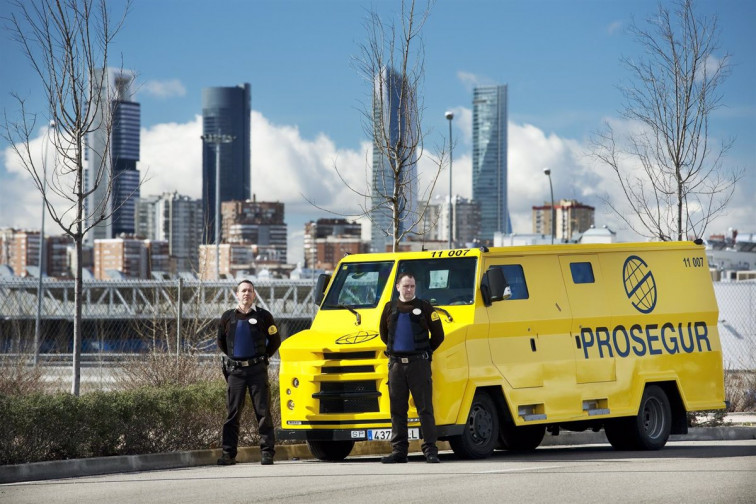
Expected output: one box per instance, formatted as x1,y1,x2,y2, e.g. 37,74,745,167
277,241,725,460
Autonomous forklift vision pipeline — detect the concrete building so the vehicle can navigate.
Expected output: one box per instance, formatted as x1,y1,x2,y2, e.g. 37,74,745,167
94,237,146,280
135,192,203,273
472,84,510,244
202,84,251,244
46,235,74,278
304,218,366,271
93,236,168,280
221,199,287,263
417,196,480,247
0,228,40,277
578,225,617,244
198,242,292,280
86,68,141,245
706,230,756,281
533,199,595,242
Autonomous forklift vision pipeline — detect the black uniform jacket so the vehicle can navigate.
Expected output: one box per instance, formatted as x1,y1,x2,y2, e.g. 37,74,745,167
217,306,281,359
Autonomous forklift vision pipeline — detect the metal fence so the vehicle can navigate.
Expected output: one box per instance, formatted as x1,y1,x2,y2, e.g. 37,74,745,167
1,278,754,391
0,277,318,354
714,282,756,371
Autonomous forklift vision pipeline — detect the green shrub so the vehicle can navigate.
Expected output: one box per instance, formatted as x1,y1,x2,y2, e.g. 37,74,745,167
0,380,252,464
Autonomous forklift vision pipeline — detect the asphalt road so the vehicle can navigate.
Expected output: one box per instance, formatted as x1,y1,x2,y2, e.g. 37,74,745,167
2,440,755,504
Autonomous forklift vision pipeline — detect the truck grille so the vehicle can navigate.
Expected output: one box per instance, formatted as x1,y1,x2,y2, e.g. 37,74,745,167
314,380,380,414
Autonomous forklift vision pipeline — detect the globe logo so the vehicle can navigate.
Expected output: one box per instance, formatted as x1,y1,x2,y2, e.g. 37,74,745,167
622,255,657,314
335,331,379,345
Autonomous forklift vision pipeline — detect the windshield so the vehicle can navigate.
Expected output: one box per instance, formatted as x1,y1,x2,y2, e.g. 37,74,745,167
322,261,394,309
395,257,478,306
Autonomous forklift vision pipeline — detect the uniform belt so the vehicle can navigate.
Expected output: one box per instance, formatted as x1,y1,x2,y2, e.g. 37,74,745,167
389,352,429,364
225,355,267,367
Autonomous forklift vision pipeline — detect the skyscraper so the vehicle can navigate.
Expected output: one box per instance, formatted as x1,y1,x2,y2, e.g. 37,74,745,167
370,67,418,253
472,84,510,244
86,68,141,245
202,84,251,244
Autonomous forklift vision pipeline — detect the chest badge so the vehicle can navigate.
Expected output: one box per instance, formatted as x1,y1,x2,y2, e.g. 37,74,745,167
412,308,422,316
249,318,258,325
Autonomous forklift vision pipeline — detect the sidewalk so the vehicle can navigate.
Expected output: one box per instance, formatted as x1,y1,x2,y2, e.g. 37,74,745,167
2,414,754,484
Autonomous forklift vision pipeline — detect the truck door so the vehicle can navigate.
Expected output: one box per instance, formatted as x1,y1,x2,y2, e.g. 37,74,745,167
487,257,573,391
559,255,617,383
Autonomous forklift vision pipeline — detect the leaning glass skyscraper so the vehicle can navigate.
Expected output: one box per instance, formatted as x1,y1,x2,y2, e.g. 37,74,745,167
202,84,251,244
472,84,510,244
370,67,418,253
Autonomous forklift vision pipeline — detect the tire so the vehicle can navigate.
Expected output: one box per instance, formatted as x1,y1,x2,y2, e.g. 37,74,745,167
306,440,355,461
449,391,499,459
605,385,672,451
604,417,636,450
498,422,545,451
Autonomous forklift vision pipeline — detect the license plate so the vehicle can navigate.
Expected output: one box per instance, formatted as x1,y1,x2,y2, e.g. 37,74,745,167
367,428,419,441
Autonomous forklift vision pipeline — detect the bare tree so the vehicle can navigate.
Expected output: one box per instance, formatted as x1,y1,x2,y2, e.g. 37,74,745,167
3,0,131,395
591,0,741,241
355,0,444,252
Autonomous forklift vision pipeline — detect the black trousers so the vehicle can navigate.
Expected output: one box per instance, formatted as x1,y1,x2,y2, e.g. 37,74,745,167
387,357,438,457
221,364,275,457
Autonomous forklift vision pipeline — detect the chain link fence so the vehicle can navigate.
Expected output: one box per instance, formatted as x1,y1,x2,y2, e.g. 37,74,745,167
1,278,755,392
714,282,756,371
0,278,318,391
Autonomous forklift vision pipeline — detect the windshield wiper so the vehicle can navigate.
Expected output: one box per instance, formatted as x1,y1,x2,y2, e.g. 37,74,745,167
431,305,453,322
338,304,362,325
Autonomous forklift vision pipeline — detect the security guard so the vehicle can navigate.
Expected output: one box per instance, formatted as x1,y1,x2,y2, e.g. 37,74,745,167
379,272,444,463
217,279,281,466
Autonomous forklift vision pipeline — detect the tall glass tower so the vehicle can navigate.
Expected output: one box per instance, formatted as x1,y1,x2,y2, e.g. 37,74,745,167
202,84,251,244
370,67,418,253
472,84,510,244
86,68,141,245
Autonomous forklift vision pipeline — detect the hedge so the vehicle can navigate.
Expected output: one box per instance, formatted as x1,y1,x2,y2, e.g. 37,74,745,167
0,380,279,465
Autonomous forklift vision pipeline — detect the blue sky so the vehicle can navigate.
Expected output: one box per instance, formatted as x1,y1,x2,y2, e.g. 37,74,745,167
1,0,754,264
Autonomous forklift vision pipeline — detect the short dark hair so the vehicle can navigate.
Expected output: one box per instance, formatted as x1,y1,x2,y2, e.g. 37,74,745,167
396,272,415,284
236,279,255,291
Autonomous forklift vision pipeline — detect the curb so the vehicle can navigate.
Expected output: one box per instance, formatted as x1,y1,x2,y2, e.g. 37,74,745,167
2,427,755,484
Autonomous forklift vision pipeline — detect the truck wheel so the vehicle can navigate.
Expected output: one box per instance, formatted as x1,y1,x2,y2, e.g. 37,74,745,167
449,391,499,459
307,440,355,461
499,422,545,451
605,385,671,451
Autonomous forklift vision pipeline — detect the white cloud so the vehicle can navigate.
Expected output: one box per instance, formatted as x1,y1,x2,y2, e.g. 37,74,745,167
607,21,622,35
456,72,496,93
138,79,187,99
140,117,204,198
0,125,78,233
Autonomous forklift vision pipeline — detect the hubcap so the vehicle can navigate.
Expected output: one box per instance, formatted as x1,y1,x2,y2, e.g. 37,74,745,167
469,403,493,443
642,397,663,439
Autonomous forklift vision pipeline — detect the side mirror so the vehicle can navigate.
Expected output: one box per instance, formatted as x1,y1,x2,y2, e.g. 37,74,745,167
481,267,510,307
314,273,331,306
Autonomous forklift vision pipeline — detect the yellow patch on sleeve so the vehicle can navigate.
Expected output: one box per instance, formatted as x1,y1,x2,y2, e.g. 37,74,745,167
430,311,440,321
268,325,278,335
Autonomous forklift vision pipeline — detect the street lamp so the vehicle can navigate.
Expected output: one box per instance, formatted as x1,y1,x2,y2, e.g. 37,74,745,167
445,111,454,249
34,121,55,365
201,133,235,280
543,168,555,244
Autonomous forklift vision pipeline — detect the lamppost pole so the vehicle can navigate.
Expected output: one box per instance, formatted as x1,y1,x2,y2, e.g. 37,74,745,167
201,133,235,280
543,168,555,244
34,121,54,366
445,111,454,249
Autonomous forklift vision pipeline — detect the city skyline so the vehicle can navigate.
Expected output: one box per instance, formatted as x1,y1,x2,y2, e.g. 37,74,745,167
1,0,754,265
